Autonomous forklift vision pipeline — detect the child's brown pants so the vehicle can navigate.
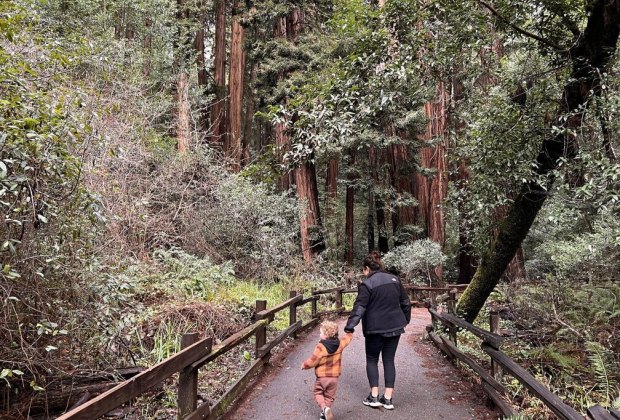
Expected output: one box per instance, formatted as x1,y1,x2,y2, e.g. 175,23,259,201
313,376,338,409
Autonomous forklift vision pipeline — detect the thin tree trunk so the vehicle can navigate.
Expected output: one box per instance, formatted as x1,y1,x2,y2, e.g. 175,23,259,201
457,0,620,322
325,158,338,220
367,190,375,252
274,16,291,191
228,1,246,171
345,151,356,265
242,61,256,166
370,147,389,253
177,71,191,153
209,0,227,146
142,17,153,77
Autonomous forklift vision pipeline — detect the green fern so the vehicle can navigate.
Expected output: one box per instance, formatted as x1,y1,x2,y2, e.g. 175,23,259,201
586,341,619,406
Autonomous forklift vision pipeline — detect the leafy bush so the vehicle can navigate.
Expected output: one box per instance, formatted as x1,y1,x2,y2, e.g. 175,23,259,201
383,239,446,285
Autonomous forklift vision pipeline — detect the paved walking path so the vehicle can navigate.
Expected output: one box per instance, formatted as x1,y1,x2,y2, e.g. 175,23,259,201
225,309,499,420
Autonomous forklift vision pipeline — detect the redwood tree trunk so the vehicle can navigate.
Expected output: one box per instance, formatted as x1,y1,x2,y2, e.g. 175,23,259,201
210,0,227,146
228,1,245,171
457,0,620,322
344,151,356,265
296,160,325,261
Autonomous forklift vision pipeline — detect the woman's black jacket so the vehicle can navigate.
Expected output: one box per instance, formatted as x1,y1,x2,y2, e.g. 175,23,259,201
344,270,411,336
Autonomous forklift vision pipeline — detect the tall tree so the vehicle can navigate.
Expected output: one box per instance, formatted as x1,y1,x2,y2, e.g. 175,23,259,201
457,0,620,322
209,0,227,146
228,0,246,171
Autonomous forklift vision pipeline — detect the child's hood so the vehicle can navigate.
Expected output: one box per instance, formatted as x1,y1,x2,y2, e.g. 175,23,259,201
320,337,340,354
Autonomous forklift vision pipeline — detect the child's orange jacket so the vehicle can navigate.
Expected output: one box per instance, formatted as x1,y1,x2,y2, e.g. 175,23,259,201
301,332,353,377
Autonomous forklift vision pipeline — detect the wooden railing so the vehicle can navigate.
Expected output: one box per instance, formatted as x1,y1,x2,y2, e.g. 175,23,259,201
57,287,349,420
426,296,619,420
56,282,495,420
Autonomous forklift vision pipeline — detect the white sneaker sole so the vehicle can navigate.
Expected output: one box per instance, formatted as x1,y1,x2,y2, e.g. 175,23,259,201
363,401,382,407
324,407,334,420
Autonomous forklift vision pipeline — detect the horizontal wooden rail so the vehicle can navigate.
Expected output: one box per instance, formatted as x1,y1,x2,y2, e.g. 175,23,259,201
298,295,319,306
439,311,504,349
482,343,583,420
61,285,353,419
57,337,213,420
256,294,303,320
407,284,468,292
191,320,268,370
257,321,302,357
439,335,506,395
312,286,345,295
587,405,620,420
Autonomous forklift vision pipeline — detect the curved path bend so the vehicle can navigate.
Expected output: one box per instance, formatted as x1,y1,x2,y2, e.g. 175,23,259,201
225,309,499,420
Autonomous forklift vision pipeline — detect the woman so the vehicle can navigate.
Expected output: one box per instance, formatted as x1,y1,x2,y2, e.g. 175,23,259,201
344,250,411,411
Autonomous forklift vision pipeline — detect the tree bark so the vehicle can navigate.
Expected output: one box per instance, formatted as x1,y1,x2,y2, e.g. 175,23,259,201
457,0,620,322
228,1,246,171
325,158,338,221
370,147,389,253
296,159,325,262
345,151,356,265
209,0,227,147
142,17,153,77
176,71,191,153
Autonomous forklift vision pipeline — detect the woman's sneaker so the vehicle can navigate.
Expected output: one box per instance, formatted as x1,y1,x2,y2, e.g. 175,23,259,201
379,394,394,410
363,393,382,407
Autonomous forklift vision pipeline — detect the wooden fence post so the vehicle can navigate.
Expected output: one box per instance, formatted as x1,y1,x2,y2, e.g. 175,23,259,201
311,289,317,319
489,310,503,381
447,290,458,355
289,291,298,339
178,333,205,419
255,300,267,356
336,288,343,311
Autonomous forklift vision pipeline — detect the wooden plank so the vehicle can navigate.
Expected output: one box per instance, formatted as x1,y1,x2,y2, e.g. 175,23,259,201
299,295,319,306
342,288,357,294
440,336,507,395
482,343,583,420
481,382,517,418
312,286,345,295
588,405,615,420
442,313,503,349
257,321,301,357
57,337,213,420
315,307,344,317
256,294,303,320
206,355,270,420
289,291,298,339
428,331,450,355
190,320,268,370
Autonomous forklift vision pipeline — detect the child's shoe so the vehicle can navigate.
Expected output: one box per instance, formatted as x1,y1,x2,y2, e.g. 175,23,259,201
362,393,381,407
319,411,326,420
379,394,394,410
323,406,334,420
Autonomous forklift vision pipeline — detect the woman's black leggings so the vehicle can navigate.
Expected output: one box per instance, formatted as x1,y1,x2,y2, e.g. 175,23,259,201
365,334,401,388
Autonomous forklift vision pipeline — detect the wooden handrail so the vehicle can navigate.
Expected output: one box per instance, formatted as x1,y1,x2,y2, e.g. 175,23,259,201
482,343,583,420
312,286,345,295
190,319,268,370
57,336,213,420
61,285,352,419
256,294,303,320
437,311,504,349
428,308,589,419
